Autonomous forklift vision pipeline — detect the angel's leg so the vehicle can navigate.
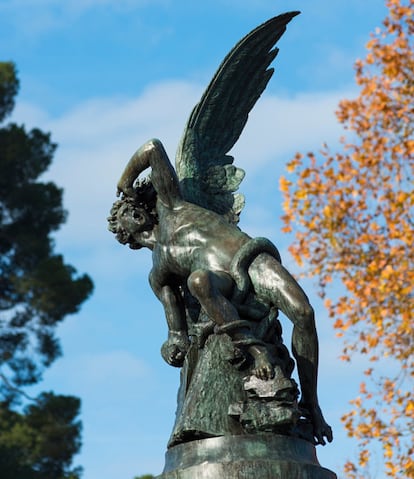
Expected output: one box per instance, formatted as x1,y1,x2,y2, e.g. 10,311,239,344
248,254,332,444
187,269,273,380
187,270,236,326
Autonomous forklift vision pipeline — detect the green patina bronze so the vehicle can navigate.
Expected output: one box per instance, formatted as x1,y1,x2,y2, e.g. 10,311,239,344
108,11,336,478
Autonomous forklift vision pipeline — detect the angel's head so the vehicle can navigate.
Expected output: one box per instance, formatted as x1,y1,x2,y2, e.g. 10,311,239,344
108,179,158,250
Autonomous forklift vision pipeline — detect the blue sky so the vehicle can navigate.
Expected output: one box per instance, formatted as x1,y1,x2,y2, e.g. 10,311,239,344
2,1,389,478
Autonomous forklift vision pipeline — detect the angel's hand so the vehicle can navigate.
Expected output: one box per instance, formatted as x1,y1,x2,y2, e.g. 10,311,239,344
161,331,190,367
116,184,134,197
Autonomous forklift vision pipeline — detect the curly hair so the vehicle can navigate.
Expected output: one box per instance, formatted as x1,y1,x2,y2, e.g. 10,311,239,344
108,177,157,250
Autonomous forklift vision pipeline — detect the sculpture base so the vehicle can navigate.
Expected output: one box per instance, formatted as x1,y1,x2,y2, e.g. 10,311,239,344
157,434,336,479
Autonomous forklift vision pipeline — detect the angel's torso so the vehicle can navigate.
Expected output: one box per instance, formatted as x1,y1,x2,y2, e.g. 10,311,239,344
152,199,250,279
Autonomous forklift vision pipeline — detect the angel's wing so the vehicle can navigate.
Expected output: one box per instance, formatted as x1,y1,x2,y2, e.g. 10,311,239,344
175,11,300,224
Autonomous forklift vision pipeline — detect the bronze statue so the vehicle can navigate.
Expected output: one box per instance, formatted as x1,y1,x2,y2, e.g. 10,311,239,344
108,11,333,448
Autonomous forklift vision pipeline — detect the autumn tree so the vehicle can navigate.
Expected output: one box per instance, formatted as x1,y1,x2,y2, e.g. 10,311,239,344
280,1,413,477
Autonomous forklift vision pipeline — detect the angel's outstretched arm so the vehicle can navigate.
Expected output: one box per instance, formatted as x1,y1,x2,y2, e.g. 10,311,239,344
149,267,190,367
117,138,182,208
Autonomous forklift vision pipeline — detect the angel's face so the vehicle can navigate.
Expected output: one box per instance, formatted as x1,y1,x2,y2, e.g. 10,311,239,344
117,204,151,235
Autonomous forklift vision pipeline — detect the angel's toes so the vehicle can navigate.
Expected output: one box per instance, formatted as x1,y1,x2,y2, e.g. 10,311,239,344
264,365,275,380
254,364,274,381
322,424,333,443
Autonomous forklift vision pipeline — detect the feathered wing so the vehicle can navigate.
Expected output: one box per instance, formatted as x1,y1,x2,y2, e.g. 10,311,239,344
175,11,300,224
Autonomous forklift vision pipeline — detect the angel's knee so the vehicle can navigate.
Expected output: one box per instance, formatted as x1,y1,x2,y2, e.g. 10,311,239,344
188,269,212,300
292,301,315,332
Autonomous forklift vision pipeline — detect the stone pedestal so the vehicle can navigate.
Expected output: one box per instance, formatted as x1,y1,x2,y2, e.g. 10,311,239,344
157,434,336,479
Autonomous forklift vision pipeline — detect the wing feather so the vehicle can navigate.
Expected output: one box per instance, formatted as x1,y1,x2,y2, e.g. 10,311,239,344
176,11,300,223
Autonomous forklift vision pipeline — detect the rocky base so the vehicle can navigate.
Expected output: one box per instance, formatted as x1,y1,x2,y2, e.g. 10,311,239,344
157,434,336,479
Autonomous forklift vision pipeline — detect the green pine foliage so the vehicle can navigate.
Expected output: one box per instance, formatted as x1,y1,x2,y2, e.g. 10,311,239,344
0,62,19,123
0,62,93,396
0,61,93,477
0,392,82,479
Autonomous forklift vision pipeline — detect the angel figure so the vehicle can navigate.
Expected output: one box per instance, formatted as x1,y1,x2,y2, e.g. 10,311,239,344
108,12,333,446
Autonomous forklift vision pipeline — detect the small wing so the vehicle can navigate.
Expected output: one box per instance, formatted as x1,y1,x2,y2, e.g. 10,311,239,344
175,11,300,224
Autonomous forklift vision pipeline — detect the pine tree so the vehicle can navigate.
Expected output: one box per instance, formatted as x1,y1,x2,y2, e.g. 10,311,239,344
0,61,93,478
0,62,93,397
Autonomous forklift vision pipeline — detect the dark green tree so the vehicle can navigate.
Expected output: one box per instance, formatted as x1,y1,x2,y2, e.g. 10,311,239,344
0,62,93,397
0,392,82,479
0,61,93,477
0,62,19,123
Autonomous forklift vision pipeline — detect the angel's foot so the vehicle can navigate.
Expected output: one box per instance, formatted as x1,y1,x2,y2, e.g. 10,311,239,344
250,347,274,381
300,401,333,445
